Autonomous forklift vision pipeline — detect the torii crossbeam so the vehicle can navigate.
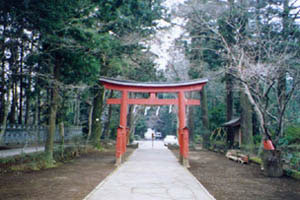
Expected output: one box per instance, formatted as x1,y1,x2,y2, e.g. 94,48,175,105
100,77,208,167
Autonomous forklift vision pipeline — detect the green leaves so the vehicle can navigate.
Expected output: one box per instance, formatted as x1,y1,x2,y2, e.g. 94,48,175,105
96,0,165,37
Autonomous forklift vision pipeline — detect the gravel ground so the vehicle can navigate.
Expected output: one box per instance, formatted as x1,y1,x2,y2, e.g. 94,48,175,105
186,149,300,200
0,148,134,200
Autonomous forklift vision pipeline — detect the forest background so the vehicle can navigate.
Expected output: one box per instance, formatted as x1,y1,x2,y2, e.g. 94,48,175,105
0,0,299,173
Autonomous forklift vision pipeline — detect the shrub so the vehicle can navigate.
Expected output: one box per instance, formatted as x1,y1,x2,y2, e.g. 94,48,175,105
283,125,300,145
253,134,262,145
194,134,202,144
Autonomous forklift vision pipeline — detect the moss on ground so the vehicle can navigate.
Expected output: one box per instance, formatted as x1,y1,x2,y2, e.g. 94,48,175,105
249,156,262,165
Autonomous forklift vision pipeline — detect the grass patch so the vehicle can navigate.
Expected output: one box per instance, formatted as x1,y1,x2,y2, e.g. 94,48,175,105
249,156,262,165
0,144,93,173
284,168,300,180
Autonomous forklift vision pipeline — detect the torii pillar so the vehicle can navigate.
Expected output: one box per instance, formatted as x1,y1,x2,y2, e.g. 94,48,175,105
100,77,208,167
178,91,190,167
115,90,128,166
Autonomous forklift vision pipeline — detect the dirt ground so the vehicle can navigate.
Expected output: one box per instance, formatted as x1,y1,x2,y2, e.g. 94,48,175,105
186,149,300,200
1,147,300,200
0,148,134,200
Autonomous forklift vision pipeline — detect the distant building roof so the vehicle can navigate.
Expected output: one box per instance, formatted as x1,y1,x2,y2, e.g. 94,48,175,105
222,118,240,127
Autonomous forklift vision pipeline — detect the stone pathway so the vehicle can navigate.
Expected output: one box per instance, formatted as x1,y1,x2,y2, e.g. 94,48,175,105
84,140,215,200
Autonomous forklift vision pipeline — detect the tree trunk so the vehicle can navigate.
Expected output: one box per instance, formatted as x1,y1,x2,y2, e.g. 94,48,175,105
18,43,24,125
242,83,267,139
127,94,139,144
200,88,209,130
0,51,5,123
226,72,234,147
127,104,133,144
0,85,3,124
25,39,34,125
188,106,195,143
90,86,105,148
129,106,139,143
226,73,234,121
277,69,286,138
9,83,17,124
0,86,11,144
33,96,39,126
103,103,113,139
33,84,39,126
25,77,31,125
73,94,80,125
262,150,283,177
86,103,93,145
242,82,283,177
33,86,41,126
0,23,6,123
76,96,80,125
45,64,60,164
276,0,289,138
240,89,254,151
38,89,41,125
59,122,64,157
200,88,210,148
187,92,195,143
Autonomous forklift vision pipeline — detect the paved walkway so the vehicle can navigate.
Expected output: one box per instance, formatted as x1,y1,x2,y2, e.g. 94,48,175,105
0,146,44,158
84,140,215,200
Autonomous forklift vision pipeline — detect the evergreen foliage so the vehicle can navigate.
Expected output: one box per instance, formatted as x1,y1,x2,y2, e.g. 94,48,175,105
0,0,166,159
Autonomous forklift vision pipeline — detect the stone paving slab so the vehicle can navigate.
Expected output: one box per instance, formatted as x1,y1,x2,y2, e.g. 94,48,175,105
84,141,215,200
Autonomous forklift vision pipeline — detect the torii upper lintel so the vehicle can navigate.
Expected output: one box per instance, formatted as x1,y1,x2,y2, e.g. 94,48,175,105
100,77,208,93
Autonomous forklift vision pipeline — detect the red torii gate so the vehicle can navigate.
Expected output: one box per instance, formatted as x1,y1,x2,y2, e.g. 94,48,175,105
100,77,208,167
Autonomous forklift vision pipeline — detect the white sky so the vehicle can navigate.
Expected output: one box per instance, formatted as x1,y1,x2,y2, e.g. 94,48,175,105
150,0,187,70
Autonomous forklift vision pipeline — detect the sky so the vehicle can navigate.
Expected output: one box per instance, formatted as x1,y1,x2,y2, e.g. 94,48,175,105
150,0,187,70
